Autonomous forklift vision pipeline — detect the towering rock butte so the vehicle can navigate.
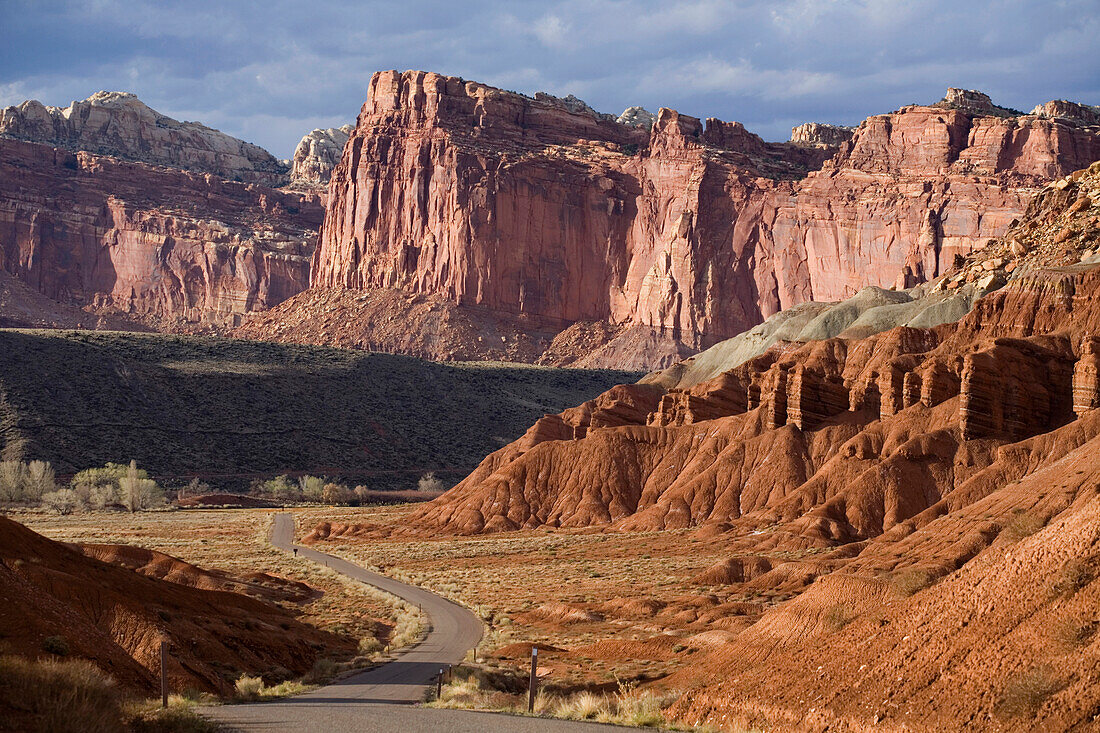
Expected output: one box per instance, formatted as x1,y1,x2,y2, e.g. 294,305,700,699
290,124,354,186
0,91,289,185
309,71,1100,362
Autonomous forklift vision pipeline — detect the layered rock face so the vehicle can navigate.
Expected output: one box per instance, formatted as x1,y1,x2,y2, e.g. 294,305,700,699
313,71,1100,357
0,138,322,327
290,124,354,186
0,92,288,185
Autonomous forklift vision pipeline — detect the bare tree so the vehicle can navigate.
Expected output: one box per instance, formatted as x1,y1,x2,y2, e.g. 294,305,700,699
418,471,445,493
0,460,24,502
41,489,81,515
23,460,56,501
119,460,162,512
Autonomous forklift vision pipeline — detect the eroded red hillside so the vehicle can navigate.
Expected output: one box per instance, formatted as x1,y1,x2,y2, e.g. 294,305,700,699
0,516,349,696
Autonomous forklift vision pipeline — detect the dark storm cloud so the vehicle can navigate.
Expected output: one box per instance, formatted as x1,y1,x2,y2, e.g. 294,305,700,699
1,0,1097,158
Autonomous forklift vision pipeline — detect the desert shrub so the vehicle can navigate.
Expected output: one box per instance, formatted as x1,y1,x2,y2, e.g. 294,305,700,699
23,460,56,501
321,482,352,505
824,603,856,631
0,459,25,501
303,658,337,685
1053,558,1095,598
1002,509,1046,543
389,604,424,648
177,478,211,502
418,471,445,493
127,704,224,733
119,460,164,512
997,667,1063,719
556,690,609,720
357,636,383,656
233,674,264,700
890,567,936,597
41,489,81,515
611,689,665,727
0,655,122,733
1048,617,1096,648
42,635,70,656
298,475,325,502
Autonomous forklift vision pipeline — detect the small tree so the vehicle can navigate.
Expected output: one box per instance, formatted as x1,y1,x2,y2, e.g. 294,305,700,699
0,460,25,502
41,489,81,515
178,477,210,502
119,460,162,512
418,472,445,493
260,475,300,502
322,483,352,505
353,485,373,505
71,462,145,508
86,484,115,510
23,460,56,501
299,475,325,502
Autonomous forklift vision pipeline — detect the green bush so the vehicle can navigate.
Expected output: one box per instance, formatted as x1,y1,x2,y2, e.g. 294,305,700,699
42,635,71,657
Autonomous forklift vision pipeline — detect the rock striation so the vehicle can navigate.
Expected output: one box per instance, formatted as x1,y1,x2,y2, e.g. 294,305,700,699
290,124,354,186
0,91,288,185
0,138,322,327
310,71,1100,362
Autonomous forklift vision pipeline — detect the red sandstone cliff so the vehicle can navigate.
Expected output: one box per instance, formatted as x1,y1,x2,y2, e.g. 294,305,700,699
309,71,1100,359
0,138,322,328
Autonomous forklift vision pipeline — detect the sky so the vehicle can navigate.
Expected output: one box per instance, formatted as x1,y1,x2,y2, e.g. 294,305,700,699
1,0,1097,159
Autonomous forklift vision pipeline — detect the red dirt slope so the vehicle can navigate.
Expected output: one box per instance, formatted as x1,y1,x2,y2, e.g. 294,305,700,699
0,516,348,695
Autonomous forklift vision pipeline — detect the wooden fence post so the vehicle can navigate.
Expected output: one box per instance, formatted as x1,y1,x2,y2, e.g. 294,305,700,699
160,640,168,708
528,646,538,713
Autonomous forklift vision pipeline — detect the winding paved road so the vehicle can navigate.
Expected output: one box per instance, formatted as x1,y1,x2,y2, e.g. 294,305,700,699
205,513,625,732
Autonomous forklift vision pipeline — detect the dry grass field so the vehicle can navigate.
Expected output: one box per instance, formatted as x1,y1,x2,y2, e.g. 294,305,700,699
295,507,751,692
16,507,403,651
17,504,761,693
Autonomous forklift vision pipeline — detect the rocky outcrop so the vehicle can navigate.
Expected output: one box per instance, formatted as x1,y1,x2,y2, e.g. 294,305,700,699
617,106,657,130
1073,337,1100,416
934,87,1021,117
1031,99,1100,125
789,122,854,147
311,72,1100,362
0,92,288,185
0,138,322,327
290,124,353,186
